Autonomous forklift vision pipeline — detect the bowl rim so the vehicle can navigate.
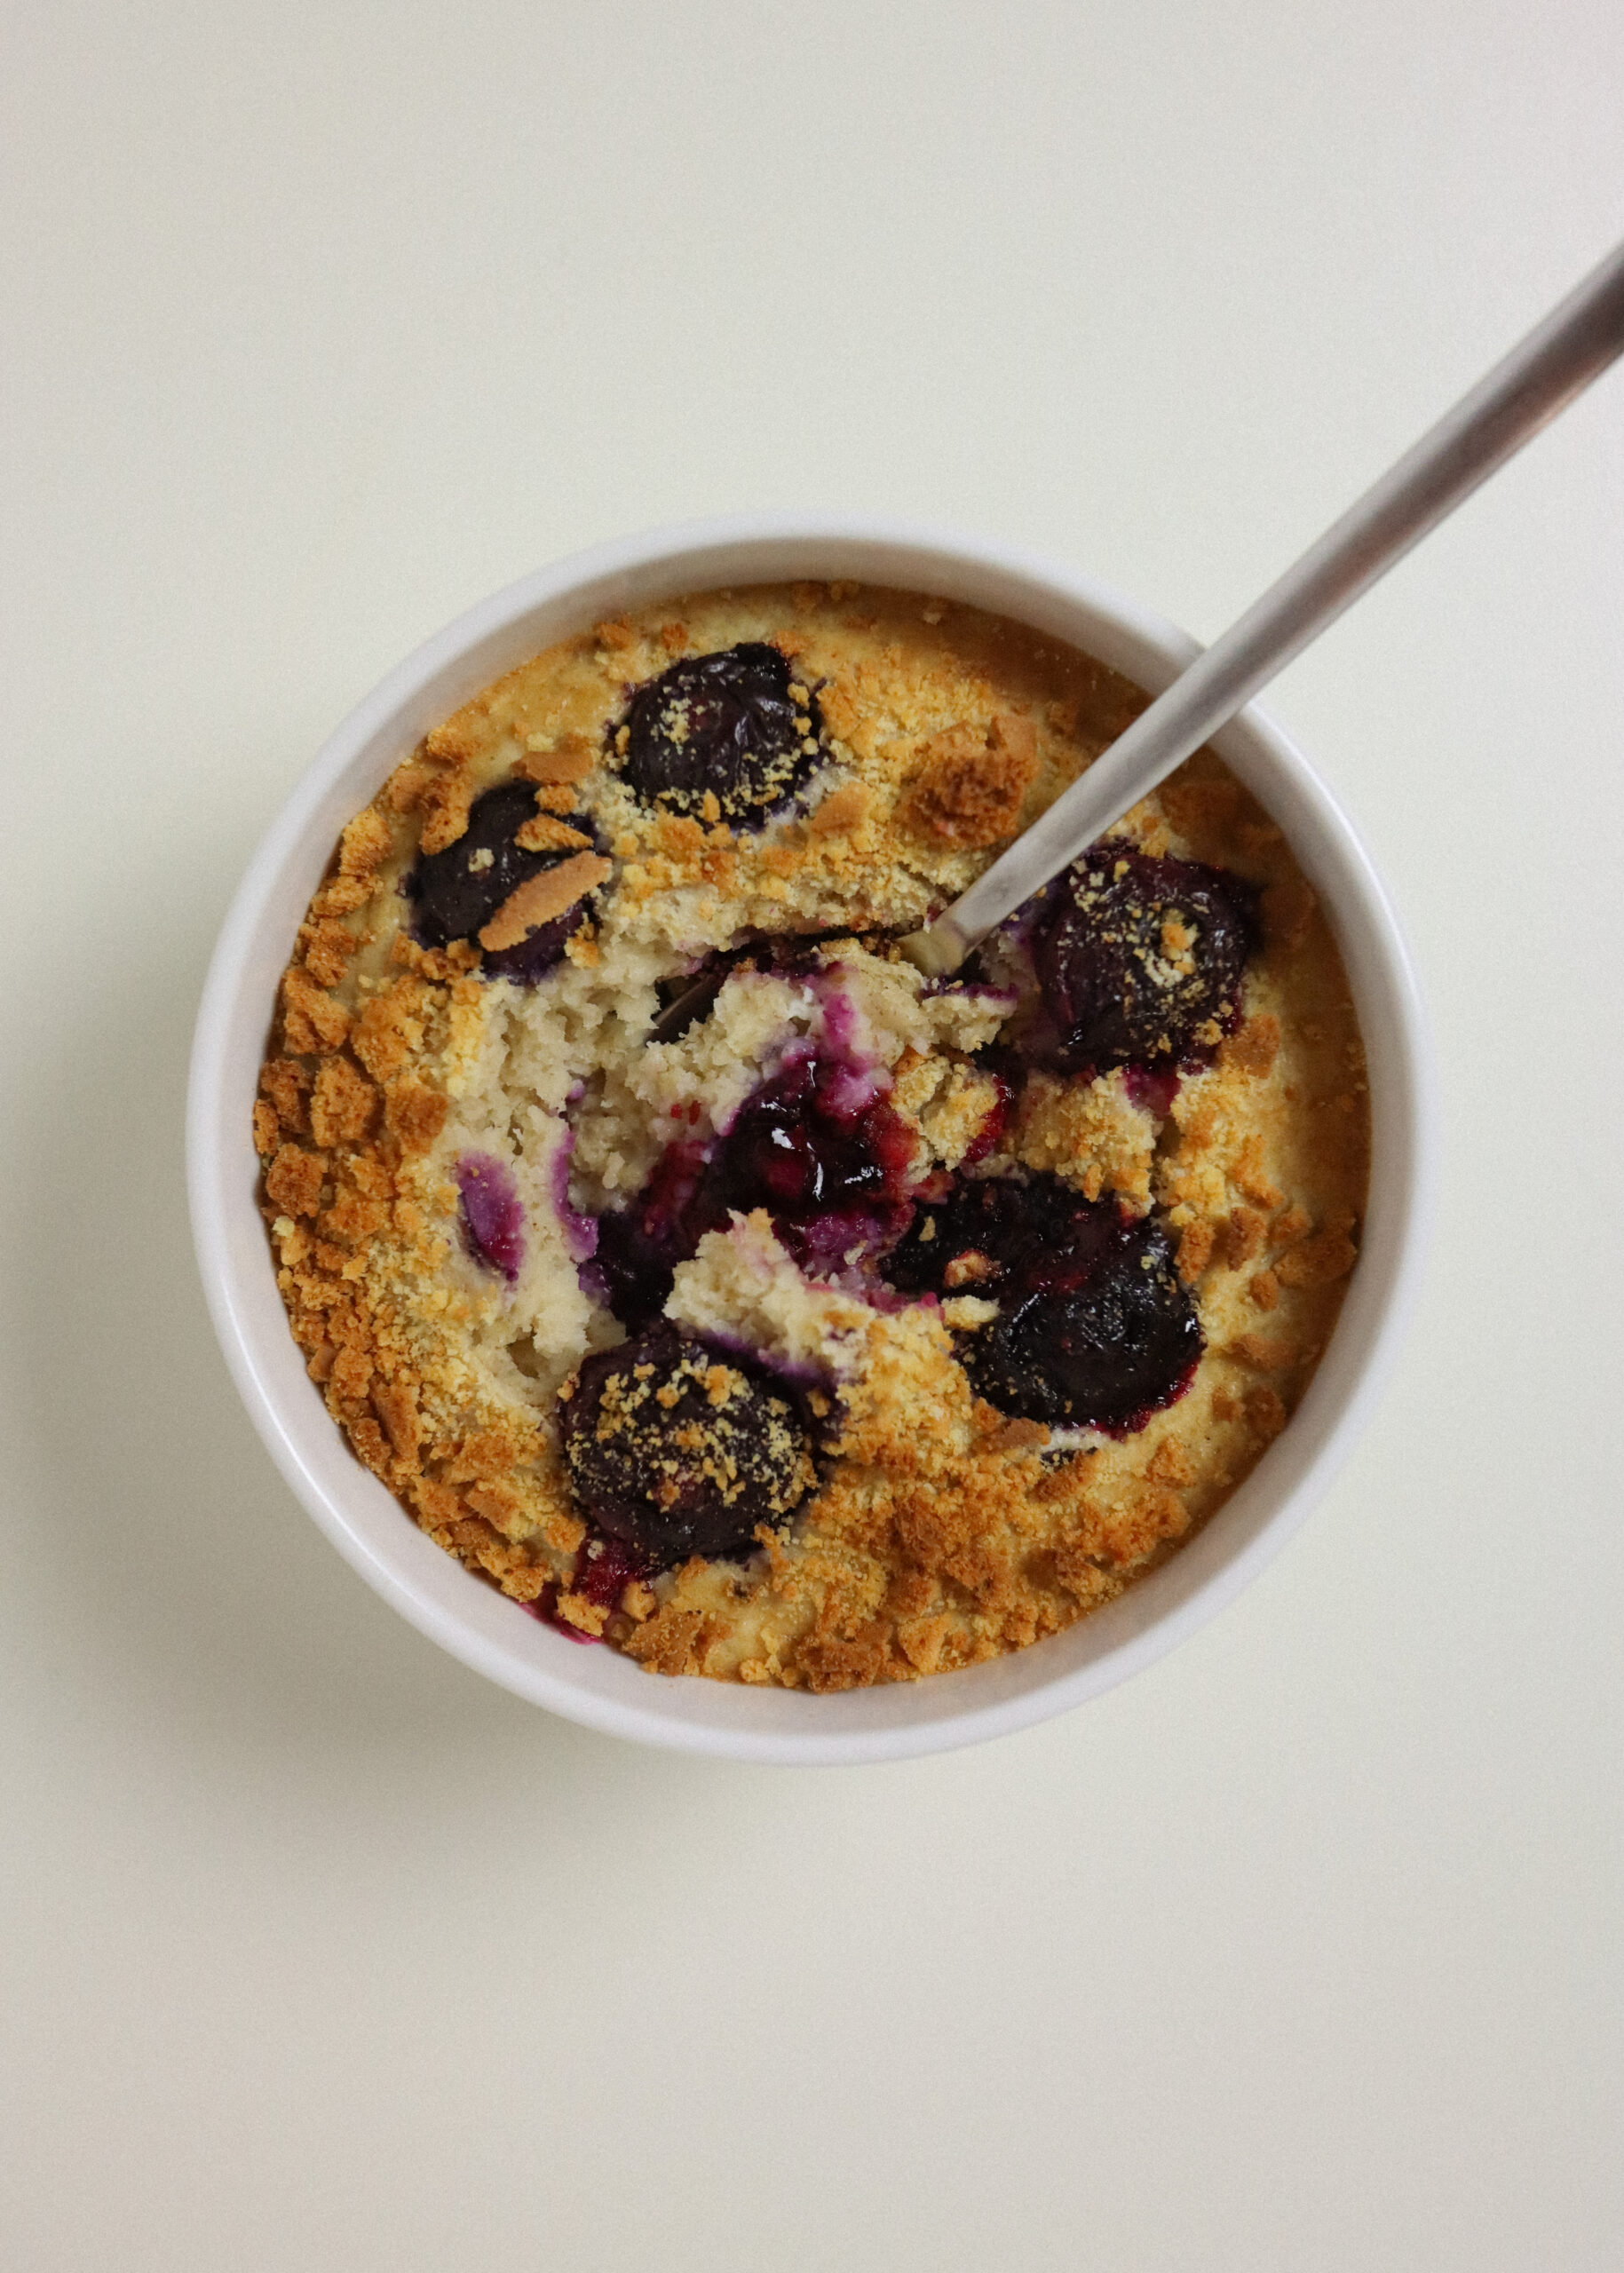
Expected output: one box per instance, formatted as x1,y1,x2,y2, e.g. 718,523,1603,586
186,511,1436,1764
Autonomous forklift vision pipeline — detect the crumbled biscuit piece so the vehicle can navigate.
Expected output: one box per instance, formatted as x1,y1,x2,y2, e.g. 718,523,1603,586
308,1057,378,1147
422,720,478,768
555,1591,609,1637
1176,1221,1215,1282
514,739,596,786
594,617,638,651
806,782,869,838
897,1613,954,1675
383,1076,448,1156
281,967,350,1055
338,808,392,878
1276,1227,1358,1287
1231,1136,1285,1210
1230,1332,1296,1372
417,775,476,855
623,1605,707,1675
795,1620,892,1693
299,919,359,989
901,712,1038,845
1249,1269,1280,1311
259,1057,312,1135
515,812,593,853
1244,1386,1287,1440
1015,1068,1154,1208
479,853,612,951
817,681,860,743
313,875,374,920
321,1184,387,1247
351,981,425,1083
265,1143,327,1218
1089,1485,1189,1568
389,762,478,854
1147,1438,1198,1486
1225,1205,1267,1266
989,1417,1050,1455
371,1381,422,1464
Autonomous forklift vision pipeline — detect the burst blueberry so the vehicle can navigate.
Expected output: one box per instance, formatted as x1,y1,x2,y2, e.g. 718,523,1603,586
590,1044,918,1326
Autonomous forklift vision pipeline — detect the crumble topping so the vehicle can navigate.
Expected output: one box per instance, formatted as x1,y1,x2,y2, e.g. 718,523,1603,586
257,582,1369,1687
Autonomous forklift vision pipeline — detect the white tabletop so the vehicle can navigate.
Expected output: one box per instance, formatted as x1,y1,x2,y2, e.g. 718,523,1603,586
3,6,1621,2267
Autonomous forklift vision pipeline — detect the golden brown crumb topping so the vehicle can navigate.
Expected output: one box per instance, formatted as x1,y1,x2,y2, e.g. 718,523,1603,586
257,581,1369,1689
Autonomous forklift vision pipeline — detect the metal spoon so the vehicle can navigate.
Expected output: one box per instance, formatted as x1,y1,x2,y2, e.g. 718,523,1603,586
900,236,1624,978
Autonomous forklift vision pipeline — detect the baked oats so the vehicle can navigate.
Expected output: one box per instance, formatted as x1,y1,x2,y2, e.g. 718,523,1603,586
255,582,1368,1690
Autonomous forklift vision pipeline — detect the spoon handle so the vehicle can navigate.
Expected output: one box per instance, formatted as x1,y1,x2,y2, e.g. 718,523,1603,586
905,235,1624,977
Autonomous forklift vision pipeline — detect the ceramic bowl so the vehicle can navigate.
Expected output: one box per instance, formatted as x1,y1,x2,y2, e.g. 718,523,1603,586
187,515,1434,1763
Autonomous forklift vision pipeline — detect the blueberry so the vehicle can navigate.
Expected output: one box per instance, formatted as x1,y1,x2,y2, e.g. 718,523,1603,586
886,1173,1201,1432
566,1533,650,1614
405,780,598,981
709,1052,916,1271
589,1137,713,1329
525,1533,650,1645
590,1047,919,1327
559,1326,815,1564
612,644,828,828
455,1151,526,1284
1034,843,1258,1071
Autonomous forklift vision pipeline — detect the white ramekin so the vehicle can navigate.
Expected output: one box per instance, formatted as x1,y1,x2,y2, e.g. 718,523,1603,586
187,515,1434,1765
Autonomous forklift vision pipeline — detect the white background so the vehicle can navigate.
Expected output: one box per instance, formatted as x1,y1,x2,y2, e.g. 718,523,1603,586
3,5,1621,2267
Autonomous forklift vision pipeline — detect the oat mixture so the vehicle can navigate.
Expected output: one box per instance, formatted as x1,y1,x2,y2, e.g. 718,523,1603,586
255,582,1368,1690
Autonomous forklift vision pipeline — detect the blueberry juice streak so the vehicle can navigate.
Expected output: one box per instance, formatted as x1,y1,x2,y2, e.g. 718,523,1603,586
549,1129,598,1266
455,1152,526,1284
592,1033,919,1325
525,1534,652,1646
590,1136,714,1327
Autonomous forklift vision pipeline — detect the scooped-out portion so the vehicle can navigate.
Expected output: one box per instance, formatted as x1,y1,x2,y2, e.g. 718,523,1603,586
256,583,1368,1690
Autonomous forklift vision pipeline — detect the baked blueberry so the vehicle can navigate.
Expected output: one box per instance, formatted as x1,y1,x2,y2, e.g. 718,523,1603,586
612,644,828,828
406,780,599,980
886,1173,1201,1432
591,1046,919,1326
1033,843,1258,1071
559,1326,815,1564
567,1533,651,1614
590,1136,712,1328
709,1051,916,1272
454,1151,526,1284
